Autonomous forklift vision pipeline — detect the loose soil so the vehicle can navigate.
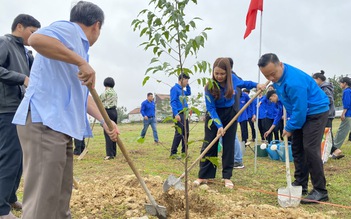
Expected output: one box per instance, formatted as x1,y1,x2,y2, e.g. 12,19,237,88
70,174,330,219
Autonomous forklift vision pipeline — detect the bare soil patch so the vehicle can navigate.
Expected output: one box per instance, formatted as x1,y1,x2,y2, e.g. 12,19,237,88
71,175,330,219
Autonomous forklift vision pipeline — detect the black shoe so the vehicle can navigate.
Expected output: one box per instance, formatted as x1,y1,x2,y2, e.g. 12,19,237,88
301,189,329,204
291,181,308,195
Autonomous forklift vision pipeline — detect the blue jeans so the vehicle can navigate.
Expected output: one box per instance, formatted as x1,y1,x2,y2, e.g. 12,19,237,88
234,135,242,163
140,117,159,142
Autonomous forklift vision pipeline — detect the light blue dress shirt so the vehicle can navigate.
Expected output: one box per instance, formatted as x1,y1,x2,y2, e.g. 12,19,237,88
13,21,92,140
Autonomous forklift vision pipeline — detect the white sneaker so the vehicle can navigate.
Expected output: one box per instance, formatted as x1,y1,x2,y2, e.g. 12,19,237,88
234,162,245,169
0,212,19,219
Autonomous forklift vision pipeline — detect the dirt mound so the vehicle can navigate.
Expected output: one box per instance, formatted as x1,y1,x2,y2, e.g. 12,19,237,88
71,175,330,219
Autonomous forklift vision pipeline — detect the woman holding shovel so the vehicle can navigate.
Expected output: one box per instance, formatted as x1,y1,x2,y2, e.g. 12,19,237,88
194,57,265,189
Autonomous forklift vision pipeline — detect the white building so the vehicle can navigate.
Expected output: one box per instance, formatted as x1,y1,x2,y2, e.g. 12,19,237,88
128,107,143,122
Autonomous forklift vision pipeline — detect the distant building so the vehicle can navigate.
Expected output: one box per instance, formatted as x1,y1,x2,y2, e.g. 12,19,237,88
155,93,170,103
127,94,176,123
154,93,172,121
128,107,143,122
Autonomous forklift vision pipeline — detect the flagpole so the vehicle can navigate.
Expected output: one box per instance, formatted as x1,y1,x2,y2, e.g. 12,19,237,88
254,10,263,173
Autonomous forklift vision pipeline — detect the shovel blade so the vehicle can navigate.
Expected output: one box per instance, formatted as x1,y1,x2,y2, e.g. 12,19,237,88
277,185,302,208
163,175,184,192
145,204,167,219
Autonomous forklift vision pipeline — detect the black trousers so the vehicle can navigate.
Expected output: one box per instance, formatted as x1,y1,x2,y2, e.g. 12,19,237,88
247,117,256,140
170,113,189,155
0,113,22,215
199,106,237,179
275,119,284,140
292,111,328,193
325,118,337,154
73,138,85,155
264,118,279,142
258,118,265,140
104,108,118,157
239,120,248,143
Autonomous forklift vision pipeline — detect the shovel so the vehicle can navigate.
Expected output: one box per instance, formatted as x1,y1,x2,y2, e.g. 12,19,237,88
277,107,302,207
163,81,270,192
73,177,79,190
77,118,96,160
88,85,167,219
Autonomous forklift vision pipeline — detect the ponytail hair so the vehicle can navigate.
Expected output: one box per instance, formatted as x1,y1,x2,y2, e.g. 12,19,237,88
312,70,326,82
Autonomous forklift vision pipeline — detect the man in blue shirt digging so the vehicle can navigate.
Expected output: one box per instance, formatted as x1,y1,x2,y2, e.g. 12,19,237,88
259,53,329,204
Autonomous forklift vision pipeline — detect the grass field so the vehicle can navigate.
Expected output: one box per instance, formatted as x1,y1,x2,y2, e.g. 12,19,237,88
15,119,351,218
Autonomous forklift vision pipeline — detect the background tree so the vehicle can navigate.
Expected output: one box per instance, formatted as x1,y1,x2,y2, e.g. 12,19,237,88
155,97,172,121
188,92,205,115
329,74,349,108
117,106,128,123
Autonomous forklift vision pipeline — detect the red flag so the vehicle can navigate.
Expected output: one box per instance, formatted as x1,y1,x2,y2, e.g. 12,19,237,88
244,0,263,39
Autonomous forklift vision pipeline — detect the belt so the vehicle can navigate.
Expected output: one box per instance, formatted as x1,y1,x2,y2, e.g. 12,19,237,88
148,116,154,118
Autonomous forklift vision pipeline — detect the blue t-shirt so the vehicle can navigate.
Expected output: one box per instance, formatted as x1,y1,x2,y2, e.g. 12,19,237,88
238,92,250,122
140,99,155,117
255,96,267,119
170,83,191,116
342,87,351,117
273,101,283,125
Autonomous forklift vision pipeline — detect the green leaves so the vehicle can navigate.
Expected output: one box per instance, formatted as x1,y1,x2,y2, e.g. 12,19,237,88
142,76,150,86
207,119,213,130
140,27,148,37
190,106,201,117
201,156,219,167
131,0,212,83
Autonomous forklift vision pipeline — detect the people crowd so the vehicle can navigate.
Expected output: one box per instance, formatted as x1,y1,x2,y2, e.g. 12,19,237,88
0,2,349,218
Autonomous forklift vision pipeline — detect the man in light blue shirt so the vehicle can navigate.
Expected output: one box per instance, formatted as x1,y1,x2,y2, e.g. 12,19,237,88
12,2,118,219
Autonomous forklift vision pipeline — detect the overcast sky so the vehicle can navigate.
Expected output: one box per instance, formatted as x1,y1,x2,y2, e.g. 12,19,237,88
1,0,350,112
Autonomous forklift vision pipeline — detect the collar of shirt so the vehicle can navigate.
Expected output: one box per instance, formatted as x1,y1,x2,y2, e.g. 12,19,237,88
72,22,90,57
276,63,288,86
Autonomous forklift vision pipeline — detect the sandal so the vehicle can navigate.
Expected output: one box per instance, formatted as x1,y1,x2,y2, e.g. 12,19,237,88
223,179,234,189
193,179,208,187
